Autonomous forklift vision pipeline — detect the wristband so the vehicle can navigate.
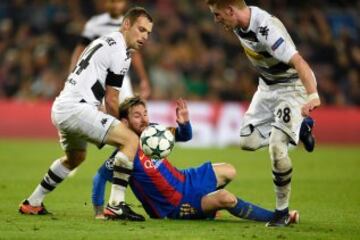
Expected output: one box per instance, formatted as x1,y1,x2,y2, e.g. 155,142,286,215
308,92,319,101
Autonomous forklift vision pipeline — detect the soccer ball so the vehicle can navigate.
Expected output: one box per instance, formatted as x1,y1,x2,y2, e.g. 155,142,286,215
140,124,175,159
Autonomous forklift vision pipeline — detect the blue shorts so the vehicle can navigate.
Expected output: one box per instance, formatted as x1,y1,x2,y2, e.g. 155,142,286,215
167,161,217,219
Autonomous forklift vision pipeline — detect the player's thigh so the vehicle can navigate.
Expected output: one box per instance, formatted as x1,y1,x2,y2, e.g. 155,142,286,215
241,89,274,137
58,127,87,151
55,129,87,169
104,122,139,148
272,93,305,144
54,104,120,147
212,163,236,188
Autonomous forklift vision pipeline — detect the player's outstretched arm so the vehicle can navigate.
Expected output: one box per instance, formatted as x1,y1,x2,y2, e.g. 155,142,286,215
290,53,321,116
176,98,189,124
92,154,116,218
92,172,108,218
174,98,192,142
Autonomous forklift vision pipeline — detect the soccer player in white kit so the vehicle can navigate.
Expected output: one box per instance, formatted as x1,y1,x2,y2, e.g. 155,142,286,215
19,7,153,221
205,0,321,227
70,0,151,102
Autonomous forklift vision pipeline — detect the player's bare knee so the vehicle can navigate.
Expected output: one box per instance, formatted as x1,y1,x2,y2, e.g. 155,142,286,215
269,142,286,161
239,136,259,151
269,129,291,171
224,163,237,181
239,128,264,151
217,189,237,208
269,129,288,160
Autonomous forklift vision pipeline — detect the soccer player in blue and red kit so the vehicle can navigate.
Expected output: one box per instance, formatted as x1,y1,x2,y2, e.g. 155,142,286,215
94,96,299,223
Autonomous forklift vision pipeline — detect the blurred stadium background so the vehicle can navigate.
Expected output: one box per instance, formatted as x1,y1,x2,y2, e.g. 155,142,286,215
0,0,359,103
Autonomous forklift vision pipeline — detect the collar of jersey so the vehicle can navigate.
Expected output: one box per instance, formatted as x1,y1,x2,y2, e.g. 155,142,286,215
235,6,256,34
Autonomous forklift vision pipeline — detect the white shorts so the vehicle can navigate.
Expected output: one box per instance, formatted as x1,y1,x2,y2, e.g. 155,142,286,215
119,74,134,103
51,101,120,151
240,79,307,144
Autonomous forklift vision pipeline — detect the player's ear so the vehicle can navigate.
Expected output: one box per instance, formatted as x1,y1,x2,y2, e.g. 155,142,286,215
226,6,234,16
122,18,131,30
121,118,129,127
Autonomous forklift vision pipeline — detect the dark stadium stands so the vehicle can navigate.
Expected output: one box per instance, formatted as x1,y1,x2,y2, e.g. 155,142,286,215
0,0,359,105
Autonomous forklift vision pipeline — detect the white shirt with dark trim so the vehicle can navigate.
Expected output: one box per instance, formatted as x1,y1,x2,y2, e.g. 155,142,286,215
234,6,299,84
81,13,124,45
56,32,131,107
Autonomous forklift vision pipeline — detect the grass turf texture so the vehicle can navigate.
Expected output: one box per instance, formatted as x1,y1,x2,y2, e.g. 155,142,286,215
0,139,359,240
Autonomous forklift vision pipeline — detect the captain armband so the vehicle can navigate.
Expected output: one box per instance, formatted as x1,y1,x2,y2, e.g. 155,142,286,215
105,70,124,88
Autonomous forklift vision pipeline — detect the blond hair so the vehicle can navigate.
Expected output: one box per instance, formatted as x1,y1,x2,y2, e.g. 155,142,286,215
205,0,246,9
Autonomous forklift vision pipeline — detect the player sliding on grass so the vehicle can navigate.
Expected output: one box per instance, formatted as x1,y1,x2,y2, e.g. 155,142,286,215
204,0,320,227
19,7,153,221
91,96,299,224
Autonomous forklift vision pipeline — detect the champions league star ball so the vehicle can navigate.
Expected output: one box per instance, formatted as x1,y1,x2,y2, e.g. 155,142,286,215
140,124,175,159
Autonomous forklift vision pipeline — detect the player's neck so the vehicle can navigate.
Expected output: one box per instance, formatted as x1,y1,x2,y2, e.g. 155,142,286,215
235,6,251,30
120,30,135,53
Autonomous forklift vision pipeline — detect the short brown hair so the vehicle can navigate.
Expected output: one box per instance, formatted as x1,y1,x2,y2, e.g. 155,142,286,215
118,96,146,120
123,6,153,25
205,0,246,9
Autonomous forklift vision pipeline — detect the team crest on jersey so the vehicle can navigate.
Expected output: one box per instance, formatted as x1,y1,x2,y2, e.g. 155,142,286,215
101,118,108,126
271,37,284,51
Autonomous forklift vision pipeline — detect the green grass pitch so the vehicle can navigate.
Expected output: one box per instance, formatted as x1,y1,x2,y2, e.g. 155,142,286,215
1,139,360,240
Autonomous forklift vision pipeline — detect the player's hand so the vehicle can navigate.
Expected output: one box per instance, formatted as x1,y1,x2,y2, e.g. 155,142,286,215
139,80,151,99
301,98,320,117
176,98,189,124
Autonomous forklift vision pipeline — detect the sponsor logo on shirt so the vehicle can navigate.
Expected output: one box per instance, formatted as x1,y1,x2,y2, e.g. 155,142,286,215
259,26,269,39
101,118,108,126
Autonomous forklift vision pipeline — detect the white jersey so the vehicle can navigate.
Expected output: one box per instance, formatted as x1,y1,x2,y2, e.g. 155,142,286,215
81,13,123,44
79,12,134,103
234,6,298,85
55,32,131,108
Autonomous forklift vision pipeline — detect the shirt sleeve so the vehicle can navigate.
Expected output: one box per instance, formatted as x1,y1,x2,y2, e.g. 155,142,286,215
106,48,129,88
81,18,97,43
175,122,192,142
257,17,298,63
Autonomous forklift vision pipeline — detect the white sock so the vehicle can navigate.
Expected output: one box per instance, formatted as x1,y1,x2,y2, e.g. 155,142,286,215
275,185,291,210
27,185,50,207
108,152,133,207
28,159,70,206
109,184,126,206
